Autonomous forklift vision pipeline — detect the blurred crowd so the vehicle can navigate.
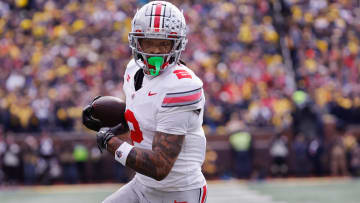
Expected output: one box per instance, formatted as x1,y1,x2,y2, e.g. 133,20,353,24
266,129,360,178
0,0,358,133
0,0,136,133
1,0,360,184
223,128,360,179
285,0,360,124
1,0,359,134
0,130,130,185
1,126,359,185
0,0,296,134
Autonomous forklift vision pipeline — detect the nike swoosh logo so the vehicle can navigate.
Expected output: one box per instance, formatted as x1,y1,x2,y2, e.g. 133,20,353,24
148,91,157,96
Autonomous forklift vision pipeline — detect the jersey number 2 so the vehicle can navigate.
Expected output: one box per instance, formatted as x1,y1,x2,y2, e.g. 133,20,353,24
173,70,192,79
124,109,143,143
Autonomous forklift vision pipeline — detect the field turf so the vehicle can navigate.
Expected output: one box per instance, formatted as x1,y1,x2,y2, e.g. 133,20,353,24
0,178,359,203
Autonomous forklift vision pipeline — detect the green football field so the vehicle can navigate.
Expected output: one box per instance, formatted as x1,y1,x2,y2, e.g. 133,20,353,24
1,178,359,203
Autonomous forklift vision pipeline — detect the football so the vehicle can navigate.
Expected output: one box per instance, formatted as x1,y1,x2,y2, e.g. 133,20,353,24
91,96,127,127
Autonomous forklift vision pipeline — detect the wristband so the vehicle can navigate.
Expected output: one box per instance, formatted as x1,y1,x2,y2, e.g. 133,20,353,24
114,142,134,166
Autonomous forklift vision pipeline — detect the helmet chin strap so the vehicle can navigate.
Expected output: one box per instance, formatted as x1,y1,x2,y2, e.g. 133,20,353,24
147,57,164,76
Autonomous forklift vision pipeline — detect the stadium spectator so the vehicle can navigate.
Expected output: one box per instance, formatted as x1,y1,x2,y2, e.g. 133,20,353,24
89,144,103,182
0,128,5,183
22,135,38,184
59,143,78,184
330,135,349,176
229,131,252,178
292,91,324,138
202,147,219,180
292,133,311,176
308,136,324,176
350,143,360,177
73,143,89,183
343,131,357,173
39,131,54,159
270,134,289,177
2,135,21,184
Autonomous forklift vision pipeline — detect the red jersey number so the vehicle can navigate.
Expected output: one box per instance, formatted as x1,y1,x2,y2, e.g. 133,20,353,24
124,109,143,143
173,70,192,79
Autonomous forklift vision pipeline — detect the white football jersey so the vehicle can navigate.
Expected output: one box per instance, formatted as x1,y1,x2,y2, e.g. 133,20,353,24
122,59,206,191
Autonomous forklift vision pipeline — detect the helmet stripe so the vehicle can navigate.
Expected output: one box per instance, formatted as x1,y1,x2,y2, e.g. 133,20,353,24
149,3,154,27
154,3,163,31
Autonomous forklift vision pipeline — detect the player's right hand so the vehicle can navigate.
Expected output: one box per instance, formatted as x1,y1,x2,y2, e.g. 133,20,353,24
96,123,126,153
96,127,115,152
82,96,102,132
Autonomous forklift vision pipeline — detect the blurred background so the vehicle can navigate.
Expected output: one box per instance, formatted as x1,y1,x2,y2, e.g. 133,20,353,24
0,0,360,202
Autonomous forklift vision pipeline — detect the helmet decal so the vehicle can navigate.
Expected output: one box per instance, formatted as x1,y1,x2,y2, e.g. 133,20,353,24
152,3,164,32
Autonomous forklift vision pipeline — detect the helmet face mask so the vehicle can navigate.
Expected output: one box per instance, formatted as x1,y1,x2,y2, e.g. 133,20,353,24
138,38,174,54
128,1,187,76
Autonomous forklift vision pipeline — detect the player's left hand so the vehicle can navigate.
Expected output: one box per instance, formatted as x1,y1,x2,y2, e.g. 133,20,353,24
82,96,102,131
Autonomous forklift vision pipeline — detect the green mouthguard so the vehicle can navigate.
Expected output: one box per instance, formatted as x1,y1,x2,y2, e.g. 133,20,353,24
147,57,164,76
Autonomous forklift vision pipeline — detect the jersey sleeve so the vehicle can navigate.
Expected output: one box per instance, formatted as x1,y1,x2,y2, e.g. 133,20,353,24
155,78,205,135
122,59,138,96
157,81,204,113
156,110,194,135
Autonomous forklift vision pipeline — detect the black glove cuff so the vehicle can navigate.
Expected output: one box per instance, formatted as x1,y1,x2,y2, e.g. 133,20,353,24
97,127,116,153
104,131,116,149
111,123,129,135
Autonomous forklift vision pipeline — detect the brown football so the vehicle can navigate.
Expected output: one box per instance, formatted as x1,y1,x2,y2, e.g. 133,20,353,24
91,96,127,127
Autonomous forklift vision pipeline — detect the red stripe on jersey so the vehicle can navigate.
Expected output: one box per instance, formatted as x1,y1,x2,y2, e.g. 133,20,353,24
201,185,207,203
154,4,162,31
163,91,202,104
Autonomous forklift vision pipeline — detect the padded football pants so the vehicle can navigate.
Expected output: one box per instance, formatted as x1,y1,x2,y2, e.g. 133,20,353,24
102,177,207,203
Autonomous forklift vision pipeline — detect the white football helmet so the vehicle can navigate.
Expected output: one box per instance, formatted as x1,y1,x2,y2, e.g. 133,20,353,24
128,1,187,76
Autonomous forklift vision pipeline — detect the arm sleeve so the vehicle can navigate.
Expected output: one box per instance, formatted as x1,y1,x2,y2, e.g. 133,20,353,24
155,76,205,135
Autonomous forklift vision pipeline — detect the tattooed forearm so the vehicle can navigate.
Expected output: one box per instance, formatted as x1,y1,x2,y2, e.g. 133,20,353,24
106,132,184,181
126,147,160,179
127,132,184,181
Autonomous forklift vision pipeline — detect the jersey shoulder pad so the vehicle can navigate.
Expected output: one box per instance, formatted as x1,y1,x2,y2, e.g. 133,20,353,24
123,59,140,94
162,64,203,90
158,65,204,111
124,59,140,78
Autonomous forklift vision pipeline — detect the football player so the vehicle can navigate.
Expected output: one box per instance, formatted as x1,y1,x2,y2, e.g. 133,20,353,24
83,1,207,202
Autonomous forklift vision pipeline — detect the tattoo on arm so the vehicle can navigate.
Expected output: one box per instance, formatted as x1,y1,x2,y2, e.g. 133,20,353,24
107,132,184,181
127,132,184,180
108,132,185,180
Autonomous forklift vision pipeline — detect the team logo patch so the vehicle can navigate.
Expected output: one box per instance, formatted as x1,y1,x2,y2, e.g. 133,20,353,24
116,150,122,159
161,88,202,107
148,91,157,96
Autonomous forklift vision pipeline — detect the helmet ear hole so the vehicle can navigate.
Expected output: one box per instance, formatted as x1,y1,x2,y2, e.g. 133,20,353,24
176,43,181,50
169,56,175,64
137,54,144,61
